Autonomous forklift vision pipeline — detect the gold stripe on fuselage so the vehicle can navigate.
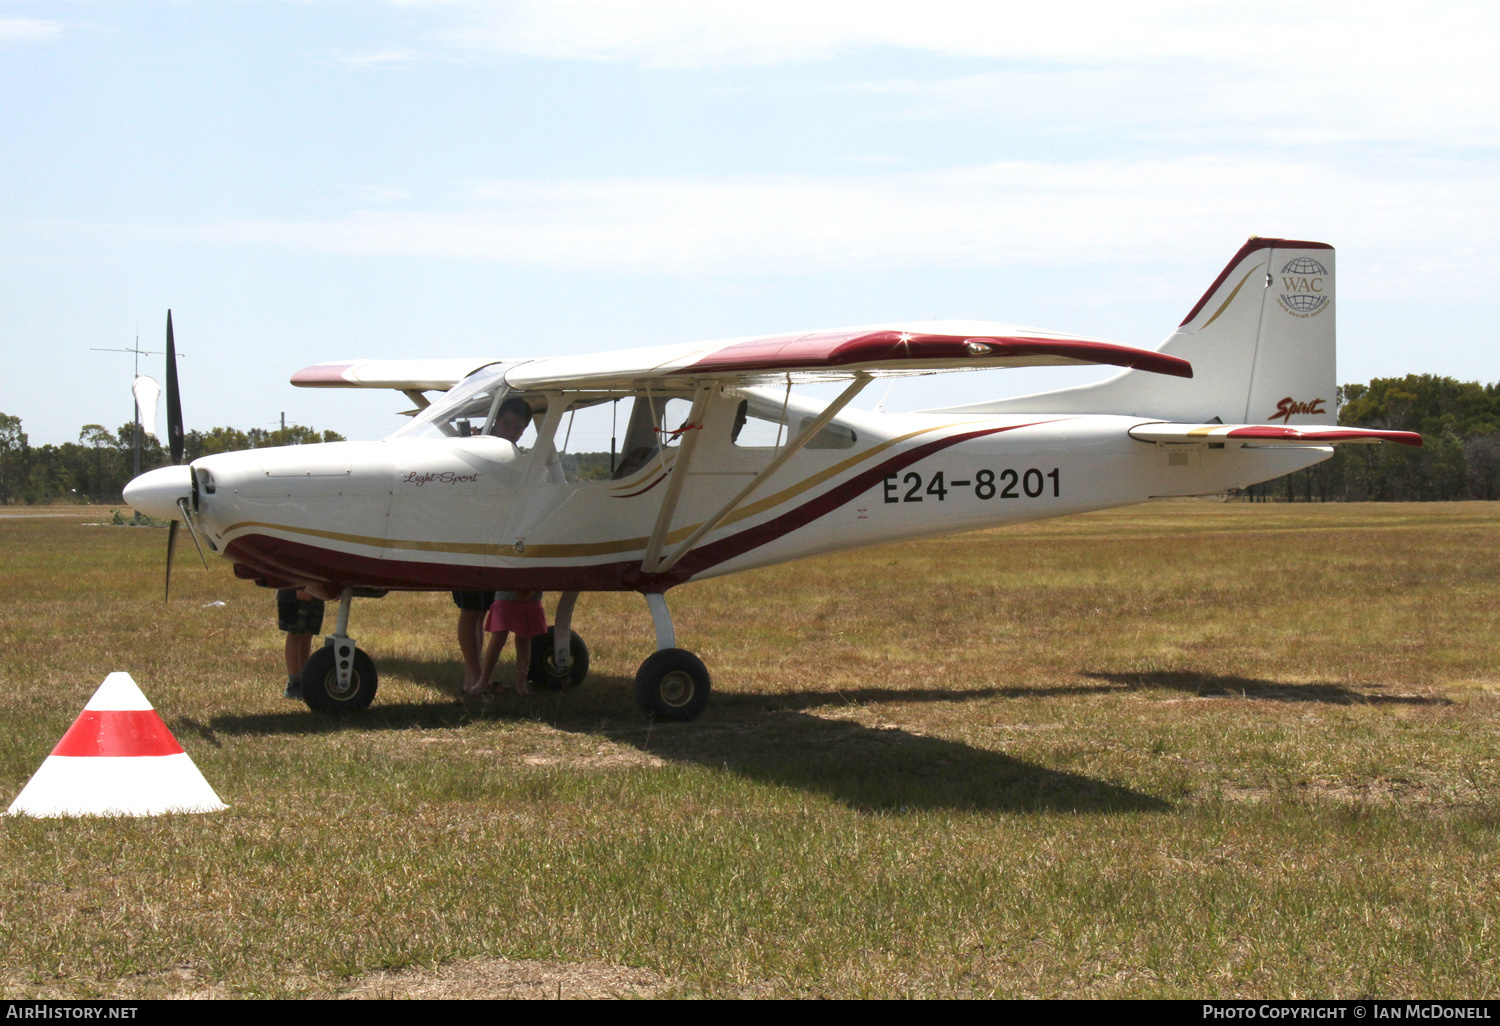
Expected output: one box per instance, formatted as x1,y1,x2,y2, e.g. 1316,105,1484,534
221,420,980,560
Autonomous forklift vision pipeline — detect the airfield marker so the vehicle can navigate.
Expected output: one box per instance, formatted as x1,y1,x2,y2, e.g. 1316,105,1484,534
5,672,227,817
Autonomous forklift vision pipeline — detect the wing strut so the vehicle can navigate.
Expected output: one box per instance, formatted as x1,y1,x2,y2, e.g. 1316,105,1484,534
641,381,716,573
651,373,871,576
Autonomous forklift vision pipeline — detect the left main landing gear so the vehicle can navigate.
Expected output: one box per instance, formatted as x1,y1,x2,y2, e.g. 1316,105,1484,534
301,588,379,713
528,592,590,689
634,592,712,721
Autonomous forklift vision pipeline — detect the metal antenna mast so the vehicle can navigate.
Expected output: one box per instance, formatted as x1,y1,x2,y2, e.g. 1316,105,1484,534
91,329,184,481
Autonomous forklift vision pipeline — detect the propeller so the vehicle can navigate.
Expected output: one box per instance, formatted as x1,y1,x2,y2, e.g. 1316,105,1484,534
162,310,206,600
166,310,183,464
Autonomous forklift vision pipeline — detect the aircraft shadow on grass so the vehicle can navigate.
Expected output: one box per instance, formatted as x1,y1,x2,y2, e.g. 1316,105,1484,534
1082,670,1451,706
204,658,1168,815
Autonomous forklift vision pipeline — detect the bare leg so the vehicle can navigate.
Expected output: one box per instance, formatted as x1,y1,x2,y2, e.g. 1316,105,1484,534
514,635,534,694
474,630,510,693
457,609,484,688
285,633,313,677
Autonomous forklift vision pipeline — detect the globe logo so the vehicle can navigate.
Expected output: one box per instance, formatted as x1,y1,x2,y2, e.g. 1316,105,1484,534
1277,256,1330,317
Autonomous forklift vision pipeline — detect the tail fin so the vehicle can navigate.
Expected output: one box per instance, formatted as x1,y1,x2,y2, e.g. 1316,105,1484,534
930,238,1337,424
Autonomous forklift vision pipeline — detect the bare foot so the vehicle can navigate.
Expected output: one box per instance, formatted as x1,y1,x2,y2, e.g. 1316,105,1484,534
514,680,535,696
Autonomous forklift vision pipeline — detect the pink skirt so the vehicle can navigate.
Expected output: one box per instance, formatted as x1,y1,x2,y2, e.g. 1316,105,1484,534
485,599,547,638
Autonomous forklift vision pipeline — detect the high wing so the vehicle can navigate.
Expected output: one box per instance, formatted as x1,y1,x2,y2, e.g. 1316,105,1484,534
290,322,1190,397
501,320,1191,391
1129,423,1423,447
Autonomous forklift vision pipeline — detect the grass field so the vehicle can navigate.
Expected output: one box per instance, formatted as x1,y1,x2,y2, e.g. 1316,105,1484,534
1,500,1498,998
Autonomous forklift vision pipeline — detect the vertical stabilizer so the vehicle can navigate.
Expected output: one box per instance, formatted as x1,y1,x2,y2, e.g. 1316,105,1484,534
927,238,1337,424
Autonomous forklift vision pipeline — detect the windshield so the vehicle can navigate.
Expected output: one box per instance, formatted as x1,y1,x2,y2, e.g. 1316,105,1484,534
386,364,510,440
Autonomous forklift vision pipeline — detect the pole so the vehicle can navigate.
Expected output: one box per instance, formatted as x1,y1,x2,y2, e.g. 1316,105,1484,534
132,334,141,480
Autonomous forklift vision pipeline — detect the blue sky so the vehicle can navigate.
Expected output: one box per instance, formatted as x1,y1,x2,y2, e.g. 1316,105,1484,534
3,0,1497,447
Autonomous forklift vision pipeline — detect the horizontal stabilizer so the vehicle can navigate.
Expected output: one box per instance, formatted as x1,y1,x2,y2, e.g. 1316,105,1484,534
1129,423,1422,447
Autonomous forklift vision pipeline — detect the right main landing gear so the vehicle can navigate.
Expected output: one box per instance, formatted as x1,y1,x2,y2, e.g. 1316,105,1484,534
634,592,712,721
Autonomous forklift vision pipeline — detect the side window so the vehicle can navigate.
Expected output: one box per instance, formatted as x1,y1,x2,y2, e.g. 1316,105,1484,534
731,398,856,449
799,416,857,450
612,395,696,478
731,398,790,448
614,397,662,479
658,398,694,445
554,397,628,483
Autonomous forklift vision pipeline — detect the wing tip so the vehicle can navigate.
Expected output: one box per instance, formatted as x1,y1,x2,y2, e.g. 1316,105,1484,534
291,363,356,388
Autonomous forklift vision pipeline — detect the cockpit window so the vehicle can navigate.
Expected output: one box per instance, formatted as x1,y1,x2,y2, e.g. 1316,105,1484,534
386,365,511,441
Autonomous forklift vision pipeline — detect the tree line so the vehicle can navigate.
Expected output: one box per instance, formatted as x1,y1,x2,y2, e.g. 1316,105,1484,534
1252,374,1500,502
0,416,344,504
2,373,1495,504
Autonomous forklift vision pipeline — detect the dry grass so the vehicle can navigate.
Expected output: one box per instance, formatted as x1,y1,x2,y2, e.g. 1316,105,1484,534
1,500,1498,998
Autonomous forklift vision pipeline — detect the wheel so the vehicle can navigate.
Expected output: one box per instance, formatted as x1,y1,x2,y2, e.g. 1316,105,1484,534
634,648,711,721
300,643,378,713
528,627,590,689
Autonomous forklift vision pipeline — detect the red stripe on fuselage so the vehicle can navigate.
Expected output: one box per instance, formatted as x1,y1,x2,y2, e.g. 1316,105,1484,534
223,420,1056,593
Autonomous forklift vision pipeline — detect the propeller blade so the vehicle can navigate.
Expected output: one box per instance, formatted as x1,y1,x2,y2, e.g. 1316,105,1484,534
177,497,210,569
166,310,184,465
165,519,179,602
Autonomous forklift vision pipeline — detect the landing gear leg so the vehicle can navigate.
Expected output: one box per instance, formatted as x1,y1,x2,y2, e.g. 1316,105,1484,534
529,591,590,689
300,587,379,713
634,592,711,721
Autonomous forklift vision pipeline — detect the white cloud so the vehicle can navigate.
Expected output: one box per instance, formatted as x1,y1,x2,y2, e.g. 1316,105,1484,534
842,63,1500,150
373,2,1500,153
346,185,414,203
385,1,1500,74
0,17,63,42
184,157,1500,295
329,47,423,68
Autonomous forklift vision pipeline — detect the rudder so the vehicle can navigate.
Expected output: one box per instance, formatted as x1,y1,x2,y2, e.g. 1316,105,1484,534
929,238,1337,424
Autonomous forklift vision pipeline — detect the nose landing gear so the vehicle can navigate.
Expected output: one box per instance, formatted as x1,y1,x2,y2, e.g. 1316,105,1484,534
299,588,379,713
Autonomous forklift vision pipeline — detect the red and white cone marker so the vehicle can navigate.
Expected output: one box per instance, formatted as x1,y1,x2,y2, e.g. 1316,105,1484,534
6,672,226,817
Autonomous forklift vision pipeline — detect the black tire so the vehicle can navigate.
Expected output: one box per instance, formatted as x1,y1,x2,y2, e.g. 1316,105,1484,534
634,648,711,721
300,643,378,713
528,627,590,689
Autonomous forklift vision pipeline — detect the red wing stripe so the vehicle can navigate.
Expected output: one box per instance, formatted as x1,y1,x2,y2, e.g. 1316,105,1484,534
51,710,185,757
684,332,1192,380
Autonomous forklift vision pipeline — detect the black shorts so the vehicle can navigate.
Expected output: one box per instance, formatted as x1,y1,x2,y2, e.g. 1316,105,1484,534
276,589,325,635
451,590,496,613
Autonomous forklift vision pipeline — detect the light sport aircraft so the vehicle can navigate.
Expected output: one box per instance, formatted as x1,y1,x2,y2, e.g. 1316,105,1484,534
125,237,1420,721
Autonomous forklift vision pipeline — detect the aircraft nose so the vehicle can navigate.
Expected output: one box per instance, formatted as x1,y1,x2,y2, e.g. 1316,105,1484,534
122,464,192,520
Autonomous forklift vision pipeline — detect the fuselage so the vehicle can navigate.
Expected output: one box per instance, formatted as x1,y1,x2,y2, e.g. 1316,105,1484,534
126,388,1330,596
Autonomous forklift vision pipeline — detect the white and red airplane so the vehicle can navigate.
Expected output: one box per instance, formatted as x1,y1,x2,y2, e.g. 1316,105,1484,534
125,238,1419,720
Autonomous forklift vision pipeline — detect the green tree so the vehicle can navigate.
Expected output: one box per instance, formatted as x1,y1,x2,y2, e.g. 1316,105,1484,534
78,424,112,500
0,413,28,504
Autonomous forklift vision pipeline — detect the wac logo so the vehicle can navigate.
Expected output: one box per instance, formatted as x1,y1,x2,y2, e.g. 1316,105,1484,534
1276,256,1330,317
1269,397,1328,423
